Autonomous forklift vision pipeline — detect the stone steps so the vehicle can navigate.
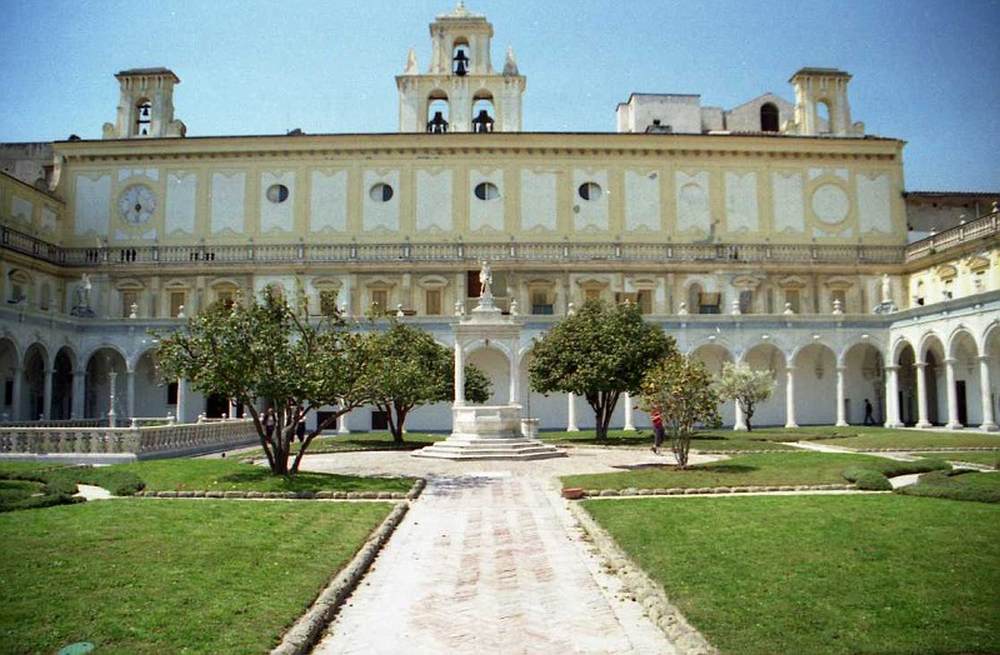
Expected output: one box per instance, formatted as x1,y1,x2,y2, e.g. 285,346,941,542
412,437,566,460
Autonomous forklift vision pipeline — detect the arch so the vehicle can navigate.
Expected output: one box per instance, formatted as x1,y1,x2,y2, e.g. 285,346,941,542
983,319,1000,352
793,342,838,425
135,98,152,136
466,344,510,405
948,329,981,426
947,325,981,359
816,99,831,133
789,338,836,368
81,343,129,372
741,342,788,427
917,331,946,364
760,102,779,132
21,343,49,420
472,91,495,133
890,336,915,365
51,346,76,420
451,38,470,75
0,337,19,420
427,90,449,133
842,341,885,425
84,347,129,421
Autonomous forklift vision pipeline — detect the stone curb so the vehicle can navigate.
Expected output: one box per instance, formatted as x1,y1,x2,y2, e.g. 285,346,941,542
270,501,410,655
693,448,805,454
855,447,1000,453
576,483,856,498
132,489,410,500
567,501,718,655
405,478,427,500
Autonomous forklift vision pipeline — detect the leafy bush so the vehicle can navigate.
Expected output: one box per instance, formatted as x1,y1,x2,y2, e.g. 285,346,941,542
875,458,950,476
897,469,1000,504
842,467,893,490
0,464,146,512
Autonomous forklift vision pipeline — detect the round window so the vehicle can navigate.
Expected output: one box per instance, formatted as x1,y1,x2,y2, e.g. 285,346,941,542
369,183,394,202
266,184,289,203
474,182,500,201
578,182,602,201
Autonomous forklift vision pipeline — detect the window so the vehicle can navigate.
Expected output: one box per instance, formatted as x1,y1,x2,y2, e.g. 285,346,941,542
739,290,753,314
584,288,602,302
474,182,500,200
215,289,236,309
472,95,495,133
121,290,138,318
636,290,653,315
319,289,339,315
135,99,152,135
760,103,779,132
427,94,449,133
425,288,442,315
167,382,178,405
370,289,388,313
914,281,925,306
371,409,389,430
817,101,831,134
785,289,801,313
578,182,602,201
266,184,289,203
369,183,393,202
39,283,51,311
831,289,847,311
698,292,721,315
531,288,553,315
943,279,954,300
169,291,186,317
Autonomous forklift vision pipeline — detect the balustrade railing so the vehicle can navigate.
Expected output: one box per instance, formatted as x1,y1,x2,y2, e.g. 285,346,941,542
0,419,258,459
905,211,999,262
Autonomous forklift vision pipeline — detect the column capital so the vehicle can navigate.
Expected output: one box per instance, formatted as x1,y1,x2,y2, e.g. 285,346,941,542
943,357,957,365
836,365,847,373
884,364,899,371
914,362,927,369
979,355,994,363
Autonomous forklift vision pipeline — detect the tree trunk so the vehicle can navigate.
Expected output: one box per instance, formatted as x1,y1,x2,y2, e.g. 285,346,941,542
391,405,409,444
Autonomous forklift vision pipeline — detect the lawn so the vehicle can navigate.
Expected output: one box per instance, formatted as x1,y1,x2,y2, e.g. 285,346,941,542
583,494,1000,655
897,469,1000,503
0,500,392,654
560,452,945,491
539,429,798,451
237,431,443,460
118,458,414,494
915,451,999,468
803,428,1000,450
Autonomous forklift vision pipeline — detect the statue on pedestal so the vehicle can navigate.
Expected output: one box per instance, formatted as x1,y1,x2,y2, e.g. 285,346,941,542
70,273,95,317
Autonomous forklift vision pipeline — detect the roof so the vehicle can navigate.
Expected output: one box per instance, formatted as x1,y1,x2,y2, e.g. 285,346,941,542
789,67,851,81
905,191,1000,199
115,67,180,83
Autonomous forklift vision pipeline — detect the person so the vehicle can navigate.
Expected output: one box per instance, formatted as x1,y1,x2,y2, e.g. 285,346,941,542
263,408,276,440
863,398,875,426
296,420,306,443
650,408,666,455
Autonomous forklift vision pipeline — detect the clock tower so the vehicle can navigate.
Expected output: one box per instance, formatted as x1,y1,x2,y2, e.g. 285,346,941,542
102,67,186,139
396,3,526,133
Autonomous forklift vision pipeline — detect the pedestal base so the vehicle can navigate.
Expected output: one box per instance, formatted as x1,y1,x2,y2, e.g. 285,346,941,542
412,405,566,461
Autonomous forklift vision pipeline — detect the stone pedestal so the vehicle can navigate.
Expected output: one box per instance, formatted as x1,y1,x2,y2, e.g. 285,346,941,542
413,405,565,460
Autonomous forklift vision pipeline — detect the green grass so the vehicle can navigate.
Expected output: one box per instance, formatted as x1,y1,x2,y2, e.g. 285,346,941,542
561,452,903,490
898,469,1000,503
0,499,392,654
805,428,1000,450
539,429,798,451
925,451,1000,468
117,458,414,494
583,494,1000,655
238,431,444,460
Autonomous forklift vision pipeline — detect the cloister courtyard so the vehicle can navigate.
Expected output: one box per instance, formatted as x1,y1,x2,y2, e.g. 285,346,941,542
2,425,998,655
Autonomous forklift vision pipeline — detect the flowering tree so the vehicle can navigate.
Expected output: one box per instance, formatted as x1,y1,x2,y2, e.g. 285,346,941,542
529,300,676,440
360,320,490,442
155,291,369,476
638,352,721,468
715,361,775,432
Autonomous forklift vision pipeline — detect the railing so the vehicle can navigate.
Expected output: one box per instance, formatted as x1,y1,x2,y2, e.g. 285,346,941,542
0,419,258,459
0,418,102,428
905,211,999,262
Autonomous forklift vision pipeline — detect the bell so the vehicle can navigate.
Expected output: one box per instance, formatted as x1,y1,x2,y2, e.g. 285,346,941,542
453,50,469,76
141,106,150,117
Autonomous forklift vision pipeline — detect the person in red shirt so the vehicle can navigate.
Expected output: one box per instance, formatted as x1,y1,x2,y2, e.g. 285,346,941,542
650,408,665,455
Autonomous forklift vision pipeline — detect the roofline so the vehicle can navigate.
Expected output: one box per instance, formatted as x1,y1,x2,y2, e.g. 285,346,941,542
0,170,63,204
905,190,1000,198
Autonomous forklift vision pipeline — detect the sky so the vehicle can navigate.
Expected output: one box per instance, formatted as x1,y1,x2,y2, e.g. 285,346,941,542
1,0,998,191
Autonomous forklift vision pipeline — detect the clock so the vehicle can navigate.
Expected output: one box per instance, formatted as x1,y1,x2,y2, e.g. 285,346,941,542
118,184,157,225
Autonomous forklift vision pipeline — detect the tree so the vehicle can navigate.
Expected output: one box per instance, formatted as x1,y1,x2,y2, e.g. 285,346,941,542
715,361,775,432
638,352,721,467
155,291,369,476
528,299,676,440
360,320,490,442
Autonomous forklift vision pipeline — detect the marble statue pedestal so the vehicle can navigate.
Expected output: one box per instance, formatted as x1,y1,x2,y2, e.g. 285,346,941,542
412,404,566,461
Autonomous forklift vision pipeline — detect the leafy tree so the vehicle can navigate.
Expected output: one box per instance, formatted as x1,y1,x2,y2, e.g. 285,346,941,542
715,361,775,432
360,320,490,442
638,352,721,467
528,300,676,440
155,291,369,476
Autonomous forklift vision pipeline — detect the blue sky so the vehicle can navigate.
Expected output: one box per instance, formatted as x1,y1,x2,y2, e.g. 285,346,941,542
1,0,998,191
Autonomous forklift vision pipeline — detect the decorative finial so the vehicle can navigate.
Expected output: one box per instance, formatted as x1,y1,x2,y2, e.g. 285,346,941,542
404,47,418,75
503,46,519,76
783,302,795,315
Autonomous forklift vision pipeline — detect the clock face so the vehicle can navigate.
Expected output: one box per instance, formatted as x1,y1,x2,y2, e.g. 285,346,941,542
118,184,157,225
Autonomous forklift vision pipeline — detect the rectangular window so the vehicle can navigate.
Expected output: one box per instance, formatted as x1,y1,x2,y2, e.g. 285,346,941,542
371,410,388,431
169,291,186,317
831,289,847,312
584,288,602,302
467,270,481,298
739,290,753,314
4,379,13,406
636,290,653,315
531,289,553,315
121,290,138,318
166,381,178,405
370,289,388,313
425,288,442,315
216,290,235,309
785,289,801,313
319,289,339,315
315,411,338,431
698,292,721,315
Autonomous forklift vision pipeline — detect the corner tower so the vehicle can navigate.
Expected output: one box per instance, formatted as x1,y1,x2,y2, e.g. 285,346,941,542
786,67,864,137
102,67,186,139
396,2,526,133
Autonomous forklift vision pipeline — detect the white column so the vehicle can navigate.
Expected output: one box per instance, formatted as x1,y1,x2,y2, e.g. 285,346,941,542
338,399,350,434
71,369,85,419
784,366,798,428
944,358,961,429
566,392,578,432
508,352,518,408
454,341,465,406
126,369,136,420
978,356,998,431
884,365,901,428
915,363,931,428
176,379,188,423
229,398,239,419
623,392,635,431
835,366,848,427
11,367,23,420
107,370,118,427
42,368,53,420
733,401,748,431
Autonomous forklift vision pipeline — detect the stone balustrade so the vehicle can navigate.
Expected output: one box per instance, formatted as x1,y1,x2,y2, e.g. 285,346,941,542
905,211,999,262
0,418,258,461
0,418,102,428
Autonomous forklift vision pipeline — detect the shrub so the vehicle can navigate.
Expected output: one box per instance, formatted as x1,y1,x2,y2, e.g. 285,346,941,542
897,469,1000,504
842,467,892,491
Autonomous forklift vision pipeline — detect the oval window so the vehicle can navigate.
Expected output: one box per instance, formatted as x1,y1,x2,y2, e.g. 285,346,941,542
369,183,394,202
266,184,289,203
474,181,500,201
578,182,602,201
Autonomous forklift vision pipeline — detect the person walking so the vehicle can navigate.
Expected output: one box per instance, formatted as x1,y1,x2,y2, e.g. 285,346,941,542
651,408,666,455
863,398,876,426
264,408,276,440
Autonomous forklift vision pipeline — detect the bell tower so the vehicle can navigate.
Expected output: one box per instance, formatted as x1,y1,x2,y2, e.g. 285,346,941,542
785,68,864,137
396,2,526,133
102,67,186,139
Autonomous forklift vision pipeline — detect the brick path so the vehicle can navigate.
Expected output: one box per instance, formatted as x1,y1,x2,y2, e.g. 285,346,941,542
310,452,680,654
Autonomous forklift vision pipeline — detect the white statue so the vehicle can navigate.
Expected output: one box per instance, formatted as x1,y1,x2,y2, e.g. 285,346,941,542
479,260,493,299
404,47,418,75
881,274,892,303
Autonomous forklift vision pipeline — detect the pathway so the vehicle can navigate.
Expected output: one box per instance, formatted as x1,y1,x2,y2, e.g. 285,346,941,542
307,449,692,655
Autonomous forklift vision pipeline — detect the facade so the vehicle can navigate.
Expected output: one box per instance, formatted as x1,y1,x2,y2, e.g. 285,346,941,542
1,4,998,433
